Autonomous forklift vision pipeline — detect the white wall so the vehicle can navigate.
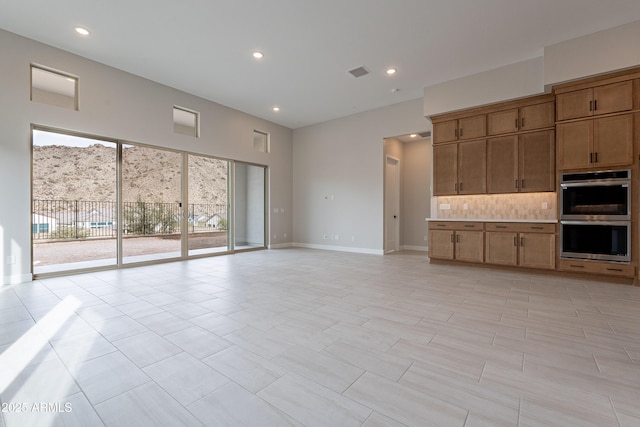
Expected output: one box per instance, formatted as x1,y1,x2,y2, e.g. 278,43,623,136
423,57,545,118
544,20,640,88
402,139,431,250
0,29,293,285
292,98,431,254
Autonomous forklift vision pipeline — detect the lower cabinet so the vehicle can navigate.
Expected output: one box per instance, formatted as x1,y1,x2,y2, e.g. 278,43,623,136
428,222,484,263
485,223,555,270
558,259,635,278
429,221,556,271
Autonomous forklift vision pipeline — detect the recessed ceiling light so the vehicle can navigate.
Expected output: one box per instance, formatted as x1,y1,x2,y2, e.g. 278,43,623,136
410,134,417,138
75,27,90,36
386,68,397,75
253,51,264,59
272,106,280,112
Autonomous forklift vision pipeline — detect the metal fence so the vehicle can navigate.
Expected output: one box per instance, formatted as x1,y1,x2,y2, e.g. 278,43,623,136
33,199,227,240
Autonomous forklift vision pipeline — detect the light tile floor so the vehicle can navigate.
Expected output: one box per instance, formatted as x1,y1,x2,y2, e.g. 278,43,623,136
1,248,640,426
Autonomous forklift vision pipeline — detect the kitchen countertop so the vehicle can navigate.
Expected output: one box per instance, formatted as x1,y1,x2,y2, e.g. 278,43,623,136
429,218,558,223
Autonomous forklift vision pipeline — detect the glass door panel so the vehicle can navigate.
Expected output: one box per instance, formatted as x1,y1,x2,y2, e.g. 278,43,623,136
121,144,182,263
32,130,117,274
188,155,230,255
234,163,266,250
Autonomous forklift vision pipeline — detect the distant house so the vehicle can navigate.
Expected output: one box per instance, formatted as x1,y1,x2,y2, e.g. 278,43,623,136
76,209,116,229
206,213,226,229
32,213,57,234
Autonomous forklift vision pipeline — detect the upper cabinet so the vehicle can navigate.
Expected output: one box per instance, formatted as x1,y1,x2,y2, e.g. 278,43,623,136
433,114,486,144
488,102,555,136
431,94,555,196
556,80,633,121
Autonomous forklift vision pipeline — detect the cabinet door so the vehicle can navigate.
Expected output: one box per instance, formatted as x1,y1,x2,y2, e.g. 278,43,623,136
455,231,484,263
485,232,518,266
433,120,458,144
557,121,593,170
519,233,555,270
593,114,633,168
488,109,518,136
519,130,554,192
487,136,518,193
433,143,457,195
458,140,486,194
556,88,592,121
520,102,555,131
593,81,633,116
428,230,454,260
458,115,486,140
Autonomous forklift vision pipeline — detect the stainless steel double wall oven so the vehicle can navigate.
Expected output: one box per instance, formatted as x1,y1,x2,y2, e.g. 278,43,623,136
560,169,631,262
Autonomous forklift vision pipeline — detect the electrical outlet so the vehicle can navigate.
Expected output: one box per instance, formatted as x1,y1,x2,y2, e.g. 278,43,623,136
440,203,451,210
323,234,328,239
463,203,468,210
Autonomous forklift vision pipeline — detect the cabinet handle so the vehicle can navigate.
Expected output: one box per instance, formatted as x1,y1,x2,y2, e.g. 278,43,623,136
496,225,507,229
515,118,518,129
454,182,458,192
590,152,593,163
594,99,597,111
513,236,517,246
459,182,463,192
595,152,598,163
606,268,623,272
520,237,524,246
454,128,458,138
515,179,518,189
436,224,446,227
521,179,525,189
459,128,463,137
464,224,475,228
521,117,525,128
450,234,454,243
456,235,460,243
569,264,585,268
531,226,543,230
589,100,593,111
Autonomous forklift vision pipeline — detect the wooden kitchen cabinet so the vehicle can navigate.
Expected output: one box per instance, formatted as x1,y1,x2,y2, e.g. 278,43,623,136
488,102,555,136
487,130,554,193
485,223,555,270
429,222,484,263
457,140,486,194
433,140,486,196
433,114,486,144
433,143,457,195
557,114,633,170
556,80,633,121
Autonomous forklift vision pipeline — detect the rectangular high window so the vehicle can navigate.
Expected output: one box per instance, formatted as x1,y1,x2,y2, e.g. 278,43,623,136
31,65,78,110
173,106,199,137
253,130,269,153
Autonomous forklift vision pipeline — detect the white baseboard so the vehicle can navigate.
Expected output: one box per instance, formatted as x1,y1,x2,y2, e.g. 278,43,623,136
292,242,384,255
402,245,428,252
268,243,293,249
2,273,32,286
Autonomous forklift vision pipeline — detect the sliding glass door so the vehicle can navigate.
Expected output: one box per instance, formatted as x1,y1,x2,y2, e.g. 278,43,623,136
188,155,230,255
234,163,266,250
32,130,117,274
121,144,182,263
32,128,268,276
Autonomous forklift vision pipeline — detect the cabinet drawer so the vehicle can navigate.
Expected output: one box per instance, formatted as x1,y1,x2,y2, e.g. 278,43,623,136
485,223,555,233
558,259,635,278
429,221,483,231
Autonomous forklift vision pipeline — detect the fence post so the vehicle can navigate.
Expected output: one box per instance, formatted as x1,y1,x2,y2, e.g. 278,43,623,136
75,200,79,240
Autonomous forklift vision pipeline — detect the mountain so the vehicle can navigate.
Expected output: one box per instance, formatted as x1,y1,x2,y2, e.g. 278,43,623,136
33,144,228,205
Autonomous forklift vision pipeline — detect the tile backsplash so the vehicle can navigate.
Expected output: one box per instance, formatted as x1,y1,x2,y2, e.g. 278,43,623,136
434,192,557,220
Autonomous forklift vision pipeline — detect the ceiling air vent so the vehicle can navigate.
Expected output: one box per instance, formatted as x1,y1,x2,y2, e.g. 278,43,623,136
348,66,369,78
418,131,431,138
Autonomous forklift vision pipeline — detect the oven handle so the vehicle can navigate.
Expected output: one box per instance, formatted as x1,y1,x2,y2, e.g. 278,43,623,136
560,182,629,188
561,220,631,226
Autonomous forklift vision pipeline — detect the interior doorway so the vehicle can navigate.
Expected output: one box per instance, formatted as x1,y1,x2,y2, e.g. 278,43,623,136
385,155,400,253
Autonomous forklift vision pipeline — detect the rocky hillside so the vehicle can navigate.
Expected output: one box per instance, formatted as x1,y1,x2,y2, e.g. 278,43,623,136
33,144,228,205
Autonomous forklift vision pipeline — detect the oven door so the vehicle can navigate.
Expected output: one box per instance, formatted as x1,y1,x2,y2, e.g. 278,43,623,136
560,221,630,262
560,181,630,220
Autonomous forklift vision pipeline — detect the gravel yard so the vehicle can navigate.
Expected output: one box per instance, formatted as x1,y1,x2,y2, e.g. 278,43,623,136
33,232,228,266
